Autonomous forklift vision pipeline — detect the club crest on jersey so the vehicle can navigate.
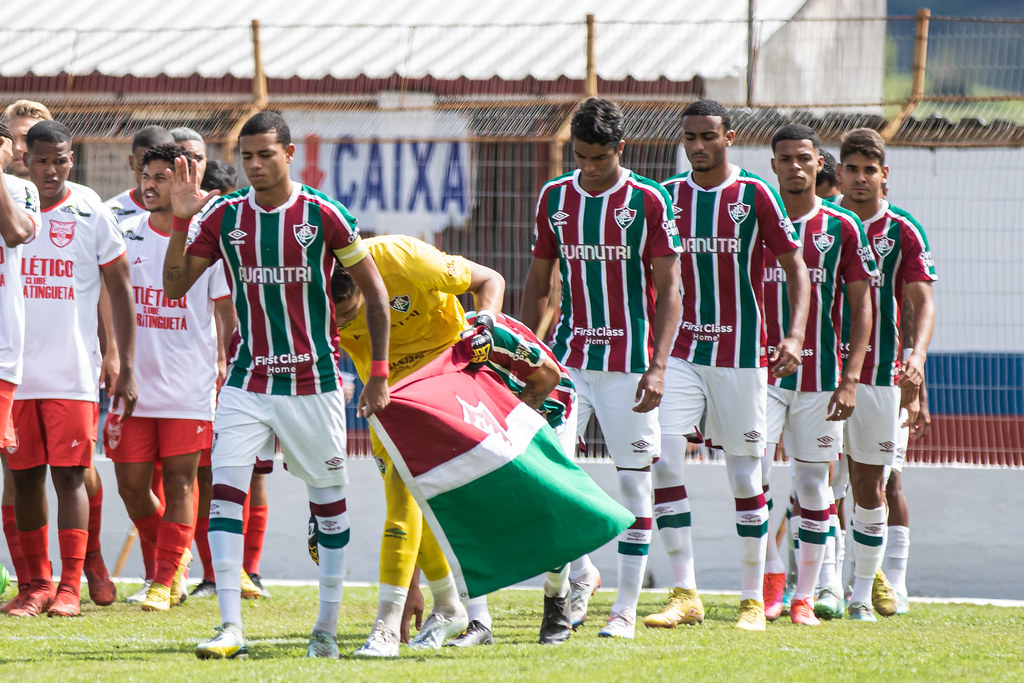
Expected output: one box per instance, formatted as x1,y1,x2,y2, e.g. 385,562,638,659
49,220,76,248
813,232,835,254
389,294,411,313
873,234,895,257
293,222,318,248
728,201,751,224
613,206,637,230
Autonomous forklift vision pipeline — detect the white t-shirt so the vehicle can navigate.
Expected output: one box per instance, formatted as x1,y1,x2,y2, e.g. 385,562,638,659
105,187,147,225
0,174,41,385
19,182,126,400
117,213,230,420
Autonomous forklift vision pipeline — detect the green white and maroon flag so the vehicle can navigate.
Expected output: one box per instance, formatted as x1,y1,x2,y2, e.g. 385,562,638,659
369,341,634,599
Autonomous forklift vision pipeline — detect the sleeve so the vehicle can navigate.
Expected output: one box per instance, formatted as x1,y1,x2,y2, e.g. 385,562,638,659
403,237,473,295
489,318,544,371
186,207,224,263
5,176,41,243
839,214,878,283
756,182,801,255
531,187,559,260
206,261,232,300
95,204,127,268
643,183,682,259
896,216,938,285
319,196,369,267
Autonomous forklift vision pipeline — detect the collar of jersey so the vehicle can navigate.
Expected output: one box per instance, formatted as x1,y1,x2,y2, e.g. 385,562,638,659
686,163,740,193
571,167,629,198
791,195,823,225
246,181,301,214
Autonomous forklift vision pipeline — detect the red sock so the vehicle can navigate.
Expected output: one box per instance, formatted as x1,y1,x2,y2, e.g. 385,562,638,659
133,510,162,580
19,524,50,583
243,505,268,575
2,505,30,588
57,528,88,595
194,515,213,581
87,486,103,555
153,521,192,586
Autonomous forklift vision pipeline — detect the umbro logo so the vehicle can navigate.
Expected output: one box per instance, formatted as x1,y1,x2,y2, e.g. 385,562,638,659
325,457,344,471
228,228,247,244
626,531,648,542
552,211,569,221
744,430,762,443
631,439,652,452
817,435,834,447
879,441,895,452
321,520,339,530
673,205,683,216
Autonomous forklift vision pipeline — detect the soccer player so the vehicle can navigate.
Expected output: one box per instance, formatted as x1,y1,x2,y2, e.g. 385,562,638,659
815,150,841,201
6,120,137,617
762,124,877,625
104,143,235,612
2,100,53,179
162,111,392,660
521,97,682,639
834,127,936,621
170,127,208,181
651,99,810,632
106,126,176,225
445,309,577,647
330,234,504,657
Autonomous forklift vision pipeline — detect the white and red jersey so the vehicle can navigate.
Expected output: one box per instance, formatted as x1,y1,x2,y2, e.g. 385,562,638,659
116,213,230,420
532,167,681,373
105,187,147,225
187,182,368,396
664,164,801,369
837,199,937,387
19,182,126,401
0,174,41,385
764,198,877,392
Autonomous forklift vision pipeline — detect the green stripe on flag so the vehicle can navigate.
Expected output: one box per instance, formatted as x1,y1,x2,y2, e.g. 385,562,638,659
853,529,885,547
655,512,691,529
209,518,244,535
736,522,769,538
617,542,650,556
318,528,350,549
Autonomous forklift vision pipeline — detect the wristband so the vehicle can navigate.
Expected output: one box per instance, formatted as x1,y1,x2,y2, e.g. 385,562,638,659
172,216,191,233
370,360,390,378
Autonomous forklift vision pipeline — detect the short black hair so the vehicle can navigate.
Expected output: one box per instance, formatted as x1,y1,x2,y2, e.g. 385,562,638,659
839,127,886,165
570,98,624,147
330,266,358,303
817,150,838,188
681,99,732,132
240,111,291,146
142,143,190,168
26,120,72,149
771,123,821,152
201,159,238,193
132,125,174,152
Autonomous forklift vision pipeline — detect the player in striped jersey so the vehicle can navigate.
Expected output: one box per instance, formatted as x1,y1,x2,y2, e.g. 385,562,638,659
163,112,392,660
833,128,936,621
761,124,877,625
651,100,810,632
521,98,682,640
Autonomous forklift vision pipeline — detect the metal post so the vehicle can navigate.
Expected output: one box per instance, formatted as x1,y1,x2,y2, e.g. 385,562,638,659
881,8,931,142
585,13,597,98
224,19,270,162
746,0,757,107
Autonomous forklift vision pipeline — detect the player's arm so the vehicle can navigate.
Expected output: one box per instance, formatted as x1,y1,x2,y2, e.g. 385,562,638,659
771,248,811,377
98,278,120,393
827,278,871,421
635,253,681,413
466,262,505,315
163,156,216,299
343,253,391,417
520,257,556,333
898,281,935,394
214,297,237,388
101,256,138,418
518,355,562,411
0,139,35,247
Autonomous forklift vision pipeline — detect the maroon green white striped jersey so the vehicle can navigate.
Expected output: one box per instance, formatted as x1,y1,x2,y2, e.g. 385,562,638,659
664,165,801,368
532,168,681,373
764,198,877,392
838,199,937,386
187,182,369,396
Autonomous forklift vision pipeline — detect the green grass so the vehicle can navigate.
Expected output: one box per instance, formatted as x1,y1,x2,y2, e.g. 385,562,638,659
1,582,1022,681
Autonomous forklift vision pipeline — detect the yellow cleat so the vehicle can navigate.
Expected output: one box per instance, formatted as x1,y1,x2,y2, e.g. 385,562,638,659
141,582,172,612
872,569,897,617
643,587,705,628
241,569,261,599
195,623,248,660
169,548,192,606
735,598,766,631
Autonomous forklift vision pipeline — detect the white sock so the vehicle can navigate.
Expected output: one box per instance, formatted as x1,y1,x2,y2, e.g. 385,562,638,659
727,455,767,602
653,435,696,588
376,583,408,634
611,468,652,615
569,555,597,582
209,464,252,630
850,504,887,605
884,525,910,594
427,572,464,617
308,485,349,635
465,595,492,629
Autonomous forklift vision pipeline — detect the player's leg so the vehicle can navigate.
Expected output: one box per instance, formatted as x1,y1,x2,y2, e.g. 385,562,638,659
305,482,349,658
761,386,791,621
243,468,270,596
565,385,601,628
82,460,116,606
446,594,494,647
0,453,32,610
190,461,216,597
883,410,911,613
408,518,468,650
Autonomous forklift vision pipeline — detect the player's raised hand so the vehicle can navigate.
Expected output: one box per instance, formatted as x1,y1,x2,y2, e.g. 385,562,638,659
169,155,218,219
770,337,802,377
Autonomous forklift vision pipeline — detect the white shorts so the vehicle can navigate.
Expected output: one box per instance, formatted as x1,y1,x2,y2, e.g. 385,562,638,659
660,357,767,458
843,384,901,467
766,386,842,463
892,407,910,473
569,368,660,469
212,385,348,487
554,406,579,460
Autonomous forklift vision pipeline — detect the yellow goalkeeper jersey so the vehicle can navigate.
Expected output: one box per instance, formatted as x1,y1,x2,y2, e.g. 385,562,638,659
337,234,472,384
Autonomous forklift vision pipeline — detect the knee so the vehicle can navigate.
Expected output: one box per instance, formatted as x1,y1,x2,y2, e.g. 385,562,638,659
50,466,85,493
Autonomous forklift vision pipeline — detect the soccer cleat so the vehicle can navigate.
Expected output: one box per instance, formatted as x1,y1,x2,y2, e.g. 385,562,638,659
894,588,910,615
240,570,261,600
196,623,248,660
598,611,636,639
168,548,192,606
189,580,217,598
735,599,766,631
763,572,786,621
813,587,845,620
790,597,821,626
248,573,271,598
872,569,897,617
141,582,172,612
354,619,400,658
847,601,878,622
126,579,152,604
568,567,600,629
409,611,470,650
781,585,795,615
444,620,494,647
643,587,704,628
539,594,572,644
1,586,31,615
307,629,339,658
84,550,117,606
46,585,81,618
8,581,55,617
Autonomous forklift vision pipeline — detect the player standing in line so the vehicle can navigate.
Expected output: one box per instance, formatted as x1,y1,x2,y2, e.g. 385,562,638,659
3,100,53,180
761,124,877,625
6,121,137,617
163,111,392,659
650,99,810,632
834,128,936,621
521,97,682,639
330,234,503,657
815,150,841,201
106,126,177,225
104,143,235,612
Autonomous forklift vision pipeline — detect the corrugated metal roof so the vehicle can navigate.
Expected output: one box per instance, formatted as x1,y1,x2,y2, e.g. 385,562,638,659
3,0,813,81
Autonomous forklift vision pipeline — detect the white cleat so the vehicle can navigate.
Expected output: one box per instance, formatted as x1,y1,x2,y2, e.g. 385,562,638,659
126,579,152,604
598,611,636,639
353,619,400,658
408,611,470,650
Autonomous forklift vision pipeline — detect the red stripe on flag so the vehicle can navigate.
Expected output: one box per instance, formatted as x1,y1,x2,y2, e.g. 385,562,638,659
654,485,688,504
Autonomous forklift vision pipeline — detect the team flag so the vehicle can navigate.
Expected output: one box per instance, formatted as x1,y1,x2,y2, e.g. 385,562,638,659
369,341,634,599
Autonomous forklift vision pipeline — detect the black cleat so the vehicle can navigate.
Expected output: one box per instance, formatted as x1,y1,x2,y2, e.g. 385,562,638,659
189,580,217,598
443,619,494,647
539,594,572,645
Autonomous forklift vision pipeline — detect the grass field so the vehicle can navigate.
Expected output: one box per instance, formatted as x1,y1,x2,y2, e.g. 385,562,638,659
1,582,1021,682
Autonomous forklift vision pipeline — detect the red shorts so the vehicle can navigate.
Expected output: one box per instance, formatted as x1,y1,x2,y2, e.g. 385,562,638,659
105,415,214,463
0,380,16,450
199,448,212,468
8,399,98,470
